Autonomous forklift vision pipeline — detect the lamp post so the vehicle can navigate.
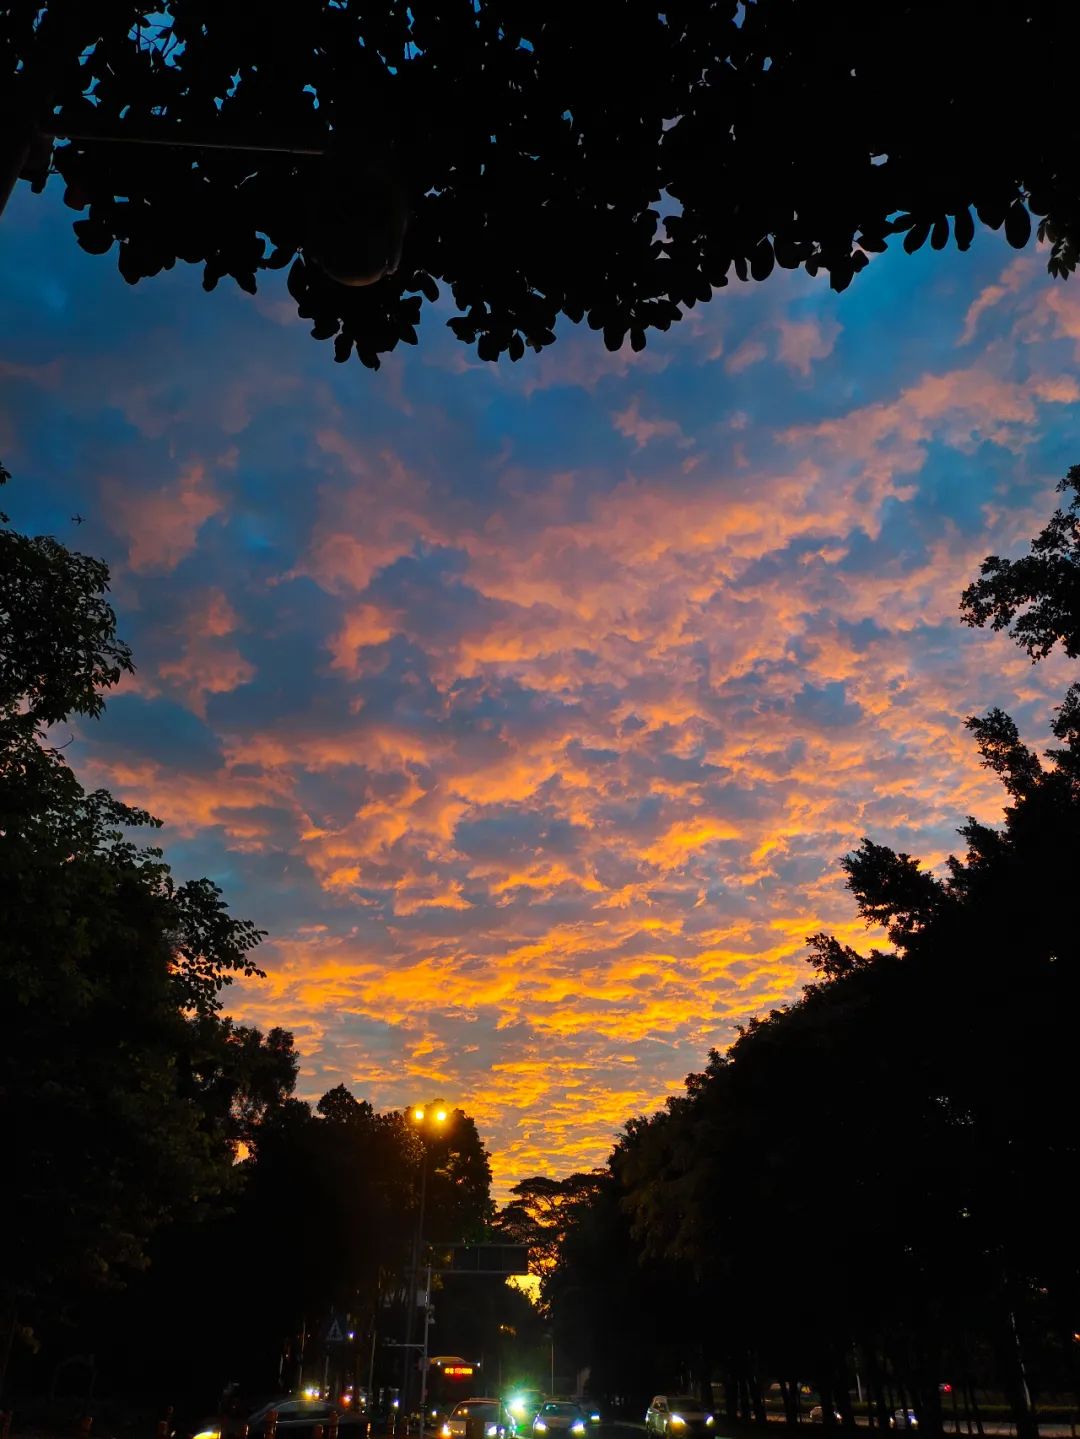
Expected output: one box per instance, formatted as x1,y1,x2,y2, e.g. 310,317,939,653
403,1105,449,1430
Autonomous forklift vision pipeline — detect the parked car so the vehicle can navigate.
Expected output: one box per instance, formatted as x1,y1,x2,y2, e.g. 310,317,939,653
645,1397,715,1437
891,1412,919,1430
533,1404,588,1436
442,1399,515,1439
809,1408,843,1425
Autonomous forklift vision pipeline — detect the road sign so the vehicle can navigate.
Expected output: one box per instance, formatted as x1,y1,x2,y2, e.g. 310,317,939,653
444,1244,530,1276
325,1317,347,1344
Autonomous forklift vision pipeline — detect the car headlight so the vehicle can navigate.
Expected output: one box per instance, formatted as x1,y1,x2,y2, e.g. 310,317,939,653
441,1427,452,1437
194,1431,220,1439
487,1426,499,1436
535,1425,548,1433
572,1425,586,1435
706,1421,715,1429
590,1417,600,1424
671,1421,685,1429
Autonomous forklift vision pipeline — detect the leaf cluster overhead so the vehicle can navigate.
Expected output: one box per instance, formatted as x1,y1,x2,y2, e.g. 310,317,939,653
7,1,1080,365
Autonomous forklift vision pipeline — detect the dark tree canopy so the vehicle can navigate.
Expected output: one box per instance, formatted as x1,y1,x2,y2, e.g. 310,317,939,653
961,465,1080,661
0,464,295,1386
5,2,1080,366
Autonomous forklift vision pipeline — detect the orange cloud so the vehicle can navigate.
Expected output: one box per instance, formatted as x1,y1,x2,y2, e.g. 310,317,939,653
776,316,841,376
26,234,1080,1199
106,459,223,574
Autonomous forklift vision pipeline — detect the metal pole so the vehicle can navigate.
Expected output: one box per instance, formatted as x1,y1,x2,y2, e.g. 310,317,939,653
403,1148,429,1421
419,1264,433,1426
368,1329,377,1408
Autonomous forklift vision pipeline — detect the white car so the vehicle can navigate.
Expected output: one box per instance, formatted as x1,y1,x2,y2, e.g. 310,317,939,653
645,1397,715,1436
441,1400,513,1439
533,1404,588,1437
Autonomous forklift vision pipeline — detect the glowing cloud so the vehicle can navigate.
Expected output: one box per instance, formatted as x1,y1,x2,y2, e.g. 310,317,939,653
2,189,1076,1193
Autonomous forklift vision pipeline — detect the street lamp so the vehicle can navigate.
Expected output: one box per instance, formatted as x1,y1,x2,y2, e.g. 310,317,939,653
403,1104,450,1430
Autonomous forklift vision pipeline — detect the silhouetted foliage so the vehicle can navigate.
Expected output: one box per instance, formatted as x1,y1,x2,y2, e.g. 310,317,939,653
0,465,296,1393
961,466,1080,661
501,1172,607,1276
69,1091,504,1411
6,4,1080,365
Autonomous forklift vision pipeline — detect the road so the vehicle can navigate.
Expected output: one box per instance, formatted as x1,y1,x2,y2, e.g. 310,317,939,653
606,1422,1078,1439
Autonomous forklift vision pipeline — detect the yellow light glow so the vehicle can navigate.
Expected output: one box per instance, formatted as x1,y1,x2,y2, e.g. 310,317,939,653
435,1108,448,1122
413,1107,425,1122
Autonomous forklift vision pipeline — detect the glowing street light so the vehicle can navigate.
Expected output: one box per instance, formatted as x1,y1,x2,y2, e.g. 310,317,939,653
403,1103,452,1422
410,1104,449,1129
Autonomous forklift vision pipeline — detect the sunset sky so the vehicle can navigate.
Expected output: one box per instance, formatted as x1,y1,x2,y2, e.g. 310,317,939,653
2,186,1076,1194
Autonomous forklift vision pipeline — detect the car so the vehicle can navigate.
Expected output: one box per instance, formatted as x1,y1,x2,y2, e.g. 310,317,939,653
196,1399,359,1439
441,1399,515,1439
891,1412,919,1430
548,1400,599,1421
809,1408,843,1425
533,1403,589,1437
645,1398,715,1437
251,1400,368,1436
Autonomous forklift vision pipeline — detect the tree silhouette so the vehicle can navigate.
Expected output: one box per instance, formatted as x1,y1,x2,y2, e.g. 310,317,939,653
0,463,296,1396
5,3,1080,365
961,463,1080,685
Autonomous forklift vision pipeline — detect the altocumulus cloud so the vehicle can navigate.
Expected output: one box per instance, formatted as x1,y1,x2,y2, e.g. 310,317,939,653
1,187,1078,1189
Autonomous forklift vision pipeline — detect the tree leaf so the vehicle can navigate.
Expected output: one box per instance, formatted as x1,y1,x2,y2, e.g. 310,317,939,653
953,206,975,251
903,218,932,254
750,238,774,281
1004,201,1031,250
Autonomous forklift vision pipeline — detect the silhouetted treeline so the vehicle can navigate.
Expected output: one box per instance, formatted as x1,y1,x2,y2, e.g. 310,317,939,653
512,470,1080,1439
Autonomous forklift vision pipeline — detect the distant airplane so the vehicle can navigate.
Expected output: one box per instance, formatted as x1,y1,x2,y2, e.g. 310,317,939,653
71,513,85,524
